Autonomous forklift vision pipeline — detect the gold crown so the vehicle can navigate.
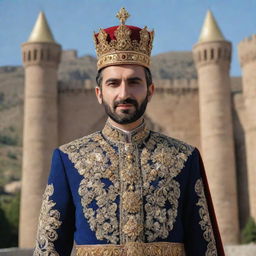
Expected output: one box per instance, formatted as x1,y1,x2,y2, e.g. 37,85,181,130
93,8,154,70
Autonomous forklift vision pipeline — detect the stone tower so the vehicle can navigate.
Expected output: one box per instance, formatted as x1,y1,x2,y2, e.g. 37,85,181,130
19,12,61,248
193,11,239,244
238,36,256,221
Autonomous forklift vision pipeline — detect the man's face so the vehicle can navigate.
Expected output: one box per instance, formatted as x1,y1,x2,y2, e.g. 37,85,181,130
95,65,154,125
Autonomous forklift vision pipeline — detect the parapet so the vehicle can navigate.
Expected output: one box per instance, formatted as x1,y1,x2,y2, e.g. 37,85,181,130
193,40,231,68
58,79,199,94
61,50,78,62
22,42,61,67
238,35,256,67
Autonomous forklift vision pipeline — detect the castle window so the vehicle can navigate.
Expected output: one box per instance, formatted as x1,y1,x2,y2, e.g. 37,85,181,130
40,49,44,61
210,48,214,59
204,49,207,60
34,49,37,61
218,48,222,59
225,48,230,60
47,49,50,61
23,52,26,62
28,51,31,61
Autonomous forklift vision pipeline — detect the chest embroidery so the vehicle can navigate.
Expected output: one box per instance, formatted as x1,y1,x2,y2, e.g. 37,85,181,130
60,131,194,244
195,179,217,256
141,133,193,242
34,184,61,256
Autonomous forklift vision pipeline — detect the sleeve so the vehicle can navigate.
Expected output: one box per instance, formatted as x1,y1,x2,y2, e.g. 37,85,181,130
33,149,75,256
183,148,225,256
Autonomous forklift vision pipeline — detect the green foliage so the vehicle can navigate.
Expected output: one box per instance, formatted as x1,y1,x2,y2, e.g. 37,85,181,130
0,206,12,247
241,217,256,244
0,193,20,248
0,134,18,146
7,151,17,160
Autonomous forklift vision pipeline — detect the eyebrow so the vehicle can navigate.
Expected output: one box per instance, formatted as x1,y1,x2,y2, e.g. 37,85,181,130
105,77,143,84
127,77,143,83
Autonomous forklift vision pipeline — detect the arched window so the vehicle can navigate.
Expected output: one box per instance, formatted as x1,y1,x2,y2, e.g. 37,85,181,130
47,49,50,61
23,52,26,62
40,49,44,60
218,48,222,59
210,48,214,59
28,51,31,61
204,49,207,60
34,49,37,61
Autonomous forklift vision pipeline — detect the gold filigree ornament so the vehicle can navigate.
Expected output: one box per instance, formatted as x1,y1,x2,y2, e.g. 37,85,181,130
122,216,144,238
93,7,154,70
76,242,186,256
195,179,218,256
33,184,61,256
122,191,142,213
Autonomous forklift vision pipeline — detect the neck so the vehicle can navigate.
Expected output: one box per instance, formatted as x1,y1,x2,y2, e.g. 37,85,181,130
108,117,144,132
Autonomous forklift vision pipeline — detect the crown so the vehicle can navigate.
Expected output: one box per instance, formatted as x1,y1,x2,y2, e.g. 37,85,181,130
93,8,154,70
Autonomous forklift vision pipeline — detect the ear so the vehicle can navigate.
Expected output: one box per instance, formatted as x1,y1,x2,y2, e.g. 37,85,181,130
147,83,155,102
95,86,103,104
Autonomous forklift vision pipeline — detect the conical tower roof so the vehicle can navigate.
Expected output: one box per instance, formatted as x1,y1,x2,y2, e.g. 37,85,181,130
198,10,225,43
27,12,56,43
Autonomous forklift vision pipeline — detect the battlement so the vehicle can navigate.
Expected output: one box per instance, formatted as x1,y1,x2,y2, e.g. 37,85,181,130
58,78,199,94
61,50,78,62
239,34,256,45
238,34,256,67
193,40,231,68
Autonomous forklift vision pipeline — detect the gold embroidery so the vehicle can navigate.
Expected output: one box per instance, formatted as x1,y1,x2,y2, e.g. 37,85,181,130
33,184,61,256
60,132,120,244
60,124,194,244
119,143,144,243
76,242,185,256
195,179,217,256
102,121,149,144
141,132,194,242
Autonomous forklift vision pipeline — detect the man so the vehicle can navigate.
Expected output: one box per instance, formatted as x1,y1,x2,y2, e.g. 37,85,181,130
33,8,225,256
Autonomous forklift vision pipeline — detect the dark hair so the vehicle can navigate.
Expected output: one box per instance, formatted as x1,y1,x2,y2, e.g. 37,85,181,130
96,66,153,88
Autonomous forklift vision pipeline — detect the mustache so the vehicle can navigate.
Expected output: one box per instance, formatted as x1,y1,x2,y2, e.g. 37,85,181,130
114,98,138,108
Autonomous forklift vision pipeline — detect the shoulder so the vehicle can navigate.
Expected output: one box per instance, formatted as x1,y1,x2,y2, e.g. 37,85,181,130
149,131,196,156
58,131,102,155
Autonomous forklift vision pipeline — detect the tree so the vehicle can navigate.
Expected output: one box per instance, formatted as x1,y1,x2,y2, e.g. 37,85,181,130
241,217,256,244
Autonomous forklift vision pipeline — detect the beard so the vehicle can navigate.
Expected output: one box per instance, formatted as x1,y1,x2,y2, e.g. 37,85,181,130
102,95,149,125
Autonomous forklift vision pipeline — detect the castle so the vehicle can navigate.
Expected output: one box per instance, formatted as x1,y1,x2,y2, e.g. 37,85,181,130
19,10,256,248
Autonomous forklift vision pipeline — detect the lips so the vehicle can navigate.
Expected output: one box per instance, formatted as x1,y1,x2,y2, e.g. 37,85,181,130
117,104,134,108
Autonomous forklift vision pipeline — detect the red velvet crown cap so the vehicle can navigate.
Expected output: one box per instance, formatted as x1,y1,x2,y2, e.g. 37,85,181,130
94,25,144,44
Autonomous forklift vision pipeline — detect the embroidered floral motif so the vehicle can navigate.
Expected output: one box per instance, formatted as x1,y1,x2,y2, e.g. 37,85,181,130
119,143,144,243
141,132,194,242
195,179,217,256
60,132,120,244
60,124,194,244
76,242,185,256
33,184,61,256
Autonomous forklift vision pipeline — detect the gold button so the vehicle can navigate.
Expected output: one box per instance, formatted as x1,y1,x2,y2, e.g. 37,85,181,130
127,154,133,160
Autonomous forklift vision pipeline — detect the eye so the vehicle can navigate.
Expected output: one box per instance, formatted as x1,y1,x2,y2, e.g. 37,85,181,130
129,80,141,86
107,81,119,87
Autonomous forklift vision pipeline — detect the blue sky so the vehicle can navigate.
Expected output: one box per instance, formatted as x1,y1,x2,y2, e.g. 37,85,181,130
1,0,256,76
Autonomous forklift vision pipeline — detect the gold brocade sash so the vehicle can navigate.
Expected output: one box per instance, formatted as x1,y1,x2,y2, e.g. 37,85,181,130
76,242,185,256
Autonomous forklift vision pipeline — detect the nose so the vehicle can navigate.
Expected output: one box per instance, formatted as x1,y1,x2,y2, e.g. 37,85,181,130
118,80,130,99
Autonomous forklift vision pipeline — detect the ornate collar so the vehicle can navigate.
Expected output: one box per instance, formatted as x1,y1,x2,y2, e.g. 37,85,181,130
102,120,150,144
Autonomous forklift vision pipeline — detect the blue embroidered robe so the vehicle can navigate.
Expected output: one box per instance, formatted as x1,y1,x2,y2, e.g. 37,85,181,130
33,122,224,256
